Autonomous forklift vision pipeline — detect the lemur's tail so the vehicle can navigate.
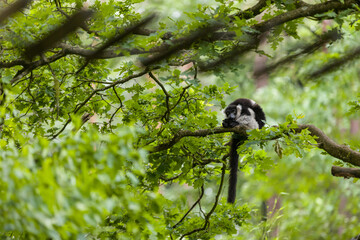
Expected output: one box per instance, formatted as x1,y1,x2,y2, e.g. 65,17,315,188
227,135,246,204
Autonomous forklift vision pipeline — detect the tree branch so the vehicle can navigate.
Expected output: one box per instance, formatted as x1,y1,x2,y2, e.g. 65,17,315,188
56,7,98,37
24,10,94,59
1,0,357,74
297,124,360,167
254,0,357,33
0,59,28,68
0,0,31,24
230,0,270,20
254,28,342,78
150,124,360,167
10,51,66,85
307,45,360,79
131,0,271,40
331,166,360,179
140,22,224,67
148,72,171,121
200,0,357,71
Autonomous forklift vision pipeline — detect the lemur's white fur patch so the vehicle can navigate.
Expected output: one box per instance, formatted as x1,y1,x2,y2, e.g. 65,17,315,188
236,105,242,119
247,108,259,129
249,99,256,106
235,106,259,129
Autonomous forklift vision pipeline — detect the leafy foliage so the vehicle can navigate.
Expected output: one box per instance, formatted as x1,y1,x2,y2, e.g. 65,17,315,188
0,126,163,239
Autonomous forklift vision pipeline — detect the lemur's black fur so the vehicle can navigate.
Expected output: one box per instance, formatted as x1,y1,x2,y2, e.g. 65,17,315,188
222,98,266,203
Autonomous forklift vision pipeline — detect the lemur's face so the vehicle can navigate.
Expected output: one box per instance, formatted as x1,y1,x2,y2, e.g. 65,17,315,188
225,107,237,120
222,105,240,128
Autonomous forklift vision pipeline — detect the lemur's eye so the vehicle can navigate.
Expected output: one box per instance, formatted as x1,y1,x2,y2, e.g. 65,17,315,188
225,109,233,116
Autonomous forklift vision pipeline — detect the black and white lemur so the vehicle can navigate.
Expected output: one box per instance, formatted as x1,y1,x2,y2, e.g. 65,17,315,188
222,98,266,203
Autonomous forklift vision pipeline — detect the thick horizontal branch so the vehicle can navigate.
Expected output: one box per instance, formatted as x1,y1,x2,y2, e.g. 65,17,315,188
254,0,357,32
150,124,360,167
331,166,360,179
60,43,149,58
297,124,360,167
0,59,29,68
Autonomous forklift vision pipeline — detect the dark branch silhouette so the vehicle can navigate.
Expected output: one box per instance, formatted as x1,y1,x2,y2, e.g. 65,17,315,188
76,14,156,73
139,21,224,67
24,10,93,59
254,28,342,78
308,46,360,79
0,0,31,24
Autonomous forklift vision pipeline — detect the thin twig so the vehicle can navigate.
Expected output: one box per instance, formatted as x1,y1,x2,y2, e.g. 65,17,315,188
168,85,191,113
48,63,60,119
160,172,184,182
173,185,205,229
108,86,123,131
149,71,171,121
179,163,226,239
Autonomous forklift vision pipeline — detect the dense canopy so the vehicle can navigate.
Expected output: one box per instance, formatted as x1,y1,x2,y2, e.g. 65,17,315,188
1,0,360,239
